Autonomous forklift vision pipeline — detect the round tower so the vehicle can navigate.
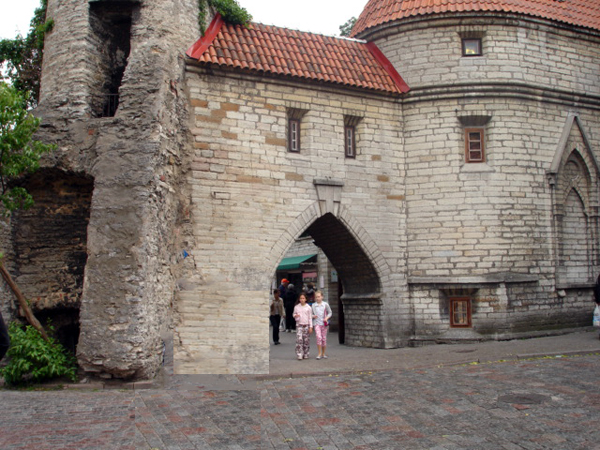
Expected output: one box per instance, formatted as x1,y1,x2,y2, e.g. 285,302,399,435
353,0,600,339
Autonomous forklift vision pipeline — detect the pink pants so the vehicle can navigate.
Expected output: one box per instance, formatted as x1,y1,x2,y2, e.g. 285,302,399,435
314,325,328,347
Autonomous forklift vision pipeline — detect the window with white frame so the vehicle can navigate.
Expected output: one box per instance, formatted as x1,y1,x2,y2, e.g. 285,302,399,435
289,119,301,152
465,128,485,163
345,126,355,158
286,108,308,153
344,115,362,159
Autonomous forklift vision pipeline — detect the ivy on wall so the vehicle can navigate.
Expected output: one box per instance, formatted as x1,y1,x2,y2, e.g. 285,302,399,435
198,0,252,35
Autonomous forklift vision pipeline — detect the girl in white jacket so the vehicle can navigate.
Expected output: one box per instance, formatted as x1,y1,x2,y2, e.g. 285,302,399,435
311,291,332,360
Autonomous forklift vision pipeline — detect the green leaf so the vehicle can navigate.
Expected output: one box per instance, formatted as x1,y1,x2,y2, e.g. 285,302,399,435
0,321,77,386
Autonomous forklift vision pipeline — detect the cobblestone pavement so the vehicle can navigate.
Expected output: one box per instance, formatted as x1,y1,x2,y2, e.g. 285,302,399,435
0,331,599,450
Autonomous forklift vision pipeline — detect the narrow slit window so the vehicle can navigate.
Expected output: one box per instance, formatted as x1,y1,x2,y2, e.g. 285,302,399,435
289,119,301,152
465,128,485,163
345,126,356,158
89,1,135,118
450,297,472,328
462,38,482,57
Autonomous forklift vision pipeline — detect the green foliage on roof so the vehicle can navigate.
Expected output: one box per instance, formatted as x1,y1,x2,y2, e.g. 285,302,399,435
198,0,252,35
339,17,357,37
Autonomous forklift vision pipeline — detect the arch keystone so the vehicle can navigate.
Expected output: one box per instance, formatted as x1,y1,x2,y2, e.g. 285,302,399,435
313,178,344,216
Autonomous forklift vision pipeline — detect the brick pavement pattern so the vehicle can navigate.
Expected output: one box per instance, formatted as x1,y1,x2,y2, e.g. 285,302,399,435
0,354,598,449
261,355,599,450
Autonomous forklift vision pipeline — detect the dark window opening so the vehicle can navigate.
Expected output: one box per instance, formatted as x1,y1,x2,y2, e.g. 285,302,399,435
462,38,482,57
89,1,137,117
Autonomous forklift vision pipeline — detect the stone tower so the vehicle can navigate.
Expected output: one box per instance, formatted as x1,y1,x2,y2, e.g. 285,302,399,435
4,0,200,379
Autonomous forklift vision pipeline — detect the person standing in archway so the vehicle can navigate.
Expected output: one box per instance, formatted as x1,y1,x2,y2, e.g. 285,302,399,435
293,293,313,360
269,289,285,345
283,283,297,333
311,290,332,360
278,278,289,298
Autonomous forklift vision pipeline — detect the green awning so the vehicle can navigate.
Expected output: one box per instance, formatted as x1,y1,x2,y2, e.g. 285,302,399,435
277,254,317,271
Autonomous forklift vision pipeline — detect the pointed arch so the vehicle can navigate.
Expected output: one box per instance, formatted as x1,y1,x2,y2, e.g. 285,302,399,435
267,202,391,286
556,151,592,213
548,113,600,286
268,202,395,348
559,190,590,283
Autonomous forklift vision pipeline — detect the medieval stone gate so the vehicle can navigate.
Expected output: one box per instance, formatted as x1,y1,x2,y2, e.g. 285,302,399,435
1,0,598,379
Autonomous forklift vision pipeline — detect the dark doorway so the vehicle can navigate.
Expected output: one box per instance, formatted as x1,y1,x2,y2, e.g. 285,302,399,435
303,213,381,347
11,169,94,355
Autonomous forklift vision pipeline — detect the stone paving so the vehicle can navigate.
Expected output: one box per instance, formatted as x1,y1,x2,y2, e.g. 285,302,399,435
0,331,599,450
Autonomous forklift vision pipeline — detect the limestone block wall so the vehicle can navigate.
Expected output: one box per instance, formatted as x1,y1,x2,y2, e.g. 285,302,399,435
177,68,409,373
389,16,600,338
404,98,559,278
403,97,599,337
368,17,600,96
282,237,319,262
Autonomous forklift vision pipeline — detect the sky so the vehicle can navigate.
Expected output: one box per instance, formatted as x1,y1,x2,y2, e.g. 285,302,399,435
0,0,369,40
0,0,39,39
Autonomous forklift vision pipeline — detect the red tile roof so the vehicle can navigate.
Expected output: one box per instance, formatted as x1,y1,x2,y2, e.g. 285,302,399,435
186,15,410,94
352,0,600,37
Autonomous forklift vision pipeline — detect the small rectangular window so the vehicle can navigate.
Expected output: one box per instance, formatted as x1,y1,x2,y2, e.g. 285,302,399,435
465,128,485,163
345,126,355,158
450,297,472,328
289,119,301,152
462,38,482,57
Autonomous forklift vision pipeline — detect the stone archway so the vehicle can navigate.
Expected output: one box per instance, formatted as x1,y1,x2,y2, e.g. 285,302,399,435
270,179,395,348
548,114,600,287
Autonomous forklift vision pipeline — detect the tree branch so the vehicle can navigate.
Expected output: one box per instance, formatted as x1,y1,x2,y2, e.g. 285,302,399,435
0,260,48,341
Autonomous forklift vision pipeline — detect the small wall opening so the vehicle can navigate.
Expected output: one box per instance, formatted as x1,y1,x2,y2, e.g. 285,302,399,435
36,307,81,354
89,0,138,117
10,169,94,353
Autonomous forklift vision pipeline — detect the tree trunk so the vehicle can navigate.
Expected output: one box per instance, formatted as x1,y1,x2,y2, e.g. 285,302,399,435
0,261,48,341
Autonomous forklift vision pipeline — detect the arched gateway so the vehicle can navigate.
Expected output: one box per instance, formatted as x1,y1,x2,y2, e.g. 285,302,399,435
270,179,403,349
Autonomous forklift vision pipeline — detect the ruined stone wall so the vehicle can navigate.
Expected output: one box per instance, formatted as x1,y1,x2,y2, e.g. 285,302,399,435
18,0,200,379
177,68,409,373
